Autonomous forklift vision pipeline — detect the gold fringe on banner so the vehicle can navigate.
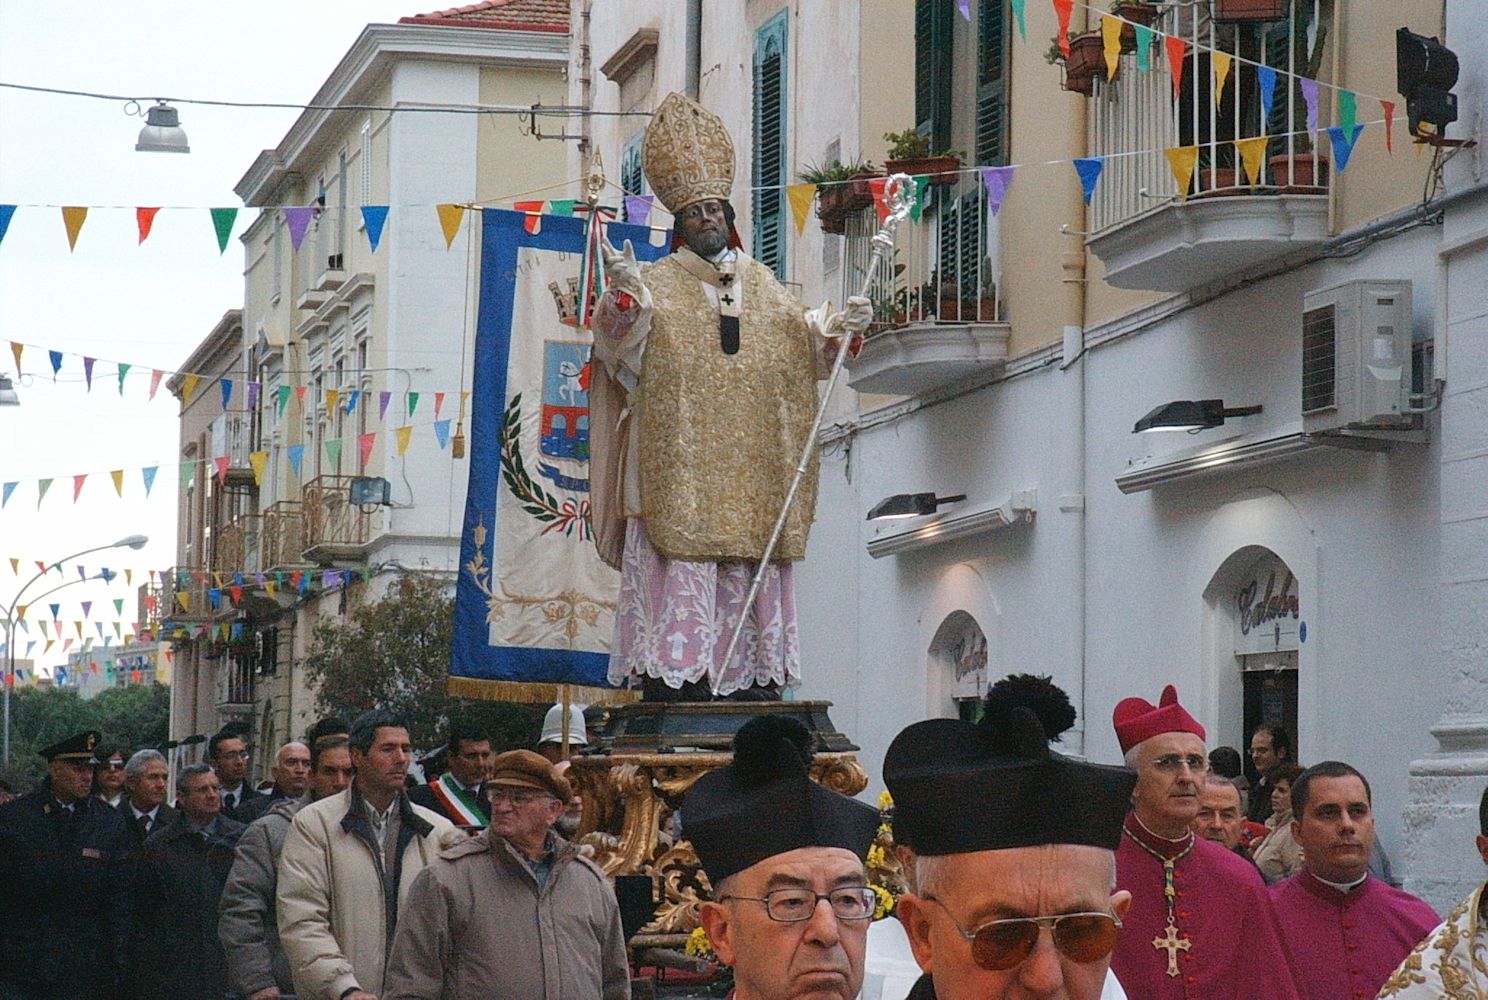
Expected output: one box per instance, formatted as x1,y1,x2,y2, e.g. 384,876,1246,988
446,675,639,706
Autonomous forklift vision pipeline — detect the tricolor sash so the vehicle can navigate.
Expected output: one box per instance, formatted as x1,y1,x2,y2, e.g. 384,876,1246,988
430,775,488,828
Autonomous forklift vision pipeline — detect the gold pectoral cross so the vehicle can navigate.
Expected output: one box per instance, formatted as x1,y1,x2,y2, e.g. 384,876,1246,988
1153,919,1191,978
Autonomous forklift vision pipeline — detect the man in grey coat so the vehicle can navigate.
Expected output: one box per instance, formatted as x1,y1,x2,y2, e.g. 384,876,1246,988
218,735,354,1000
383,750,630,999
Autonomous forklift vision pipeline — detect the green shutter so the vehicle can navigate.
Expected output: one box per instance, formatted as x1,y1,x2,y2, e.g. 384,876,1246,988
938,190,985,303
752,11,789,278
915,0,955,153
975,0,1010,166
620,132,645,222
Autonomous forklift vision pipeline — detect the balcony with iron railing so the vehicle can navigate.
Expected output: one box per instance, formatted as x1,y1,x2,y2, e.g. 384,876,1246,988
1082,3,1330,292
215,651,254,712
302,474,384,562
262,499,307,572
209,413,258,487
215,513,263,576
841,172,1011,397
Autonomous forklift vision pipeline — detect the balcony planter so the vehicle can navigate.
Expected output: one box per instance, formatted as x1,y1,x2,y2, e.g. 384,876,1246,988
1192,167,1244,198
1113,3,1159,52
1269,153,1328,192
815,184,858,234
884,154,963,187
1214,0,1289,22
1063,33,1109,95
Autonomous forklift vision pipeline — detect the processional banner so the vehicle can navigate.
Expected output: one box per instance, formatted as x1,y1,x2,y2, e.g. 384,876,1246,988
451,208,670,701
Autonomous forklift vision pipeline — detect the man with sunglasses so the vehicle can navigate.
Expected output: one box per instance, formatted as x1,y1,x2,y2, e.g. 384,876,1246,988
885,675,1135,1000
1112,685,1299,1000
685,715,881,1000
383,749,629,999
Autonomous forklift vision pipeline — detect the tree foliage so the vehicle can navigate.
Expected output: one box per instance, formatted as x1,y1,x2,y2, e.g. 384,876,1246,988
2,682,170,792
301,574,544,752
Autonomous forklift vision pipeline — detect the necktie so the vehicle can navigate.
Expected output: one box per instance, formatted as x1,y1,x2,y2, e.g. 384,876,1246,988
138,814,151,836
224,792,235,811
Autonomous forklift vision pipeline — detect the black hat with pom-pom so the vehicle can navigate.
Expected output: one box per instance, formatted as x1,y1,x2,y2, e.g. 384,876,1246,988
883,674,1135,855
682,715,881,885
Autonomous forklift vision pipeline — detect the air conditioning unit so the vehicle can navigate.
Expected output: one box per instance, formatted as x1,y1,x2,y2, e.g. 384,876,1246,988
1301,279,1413,434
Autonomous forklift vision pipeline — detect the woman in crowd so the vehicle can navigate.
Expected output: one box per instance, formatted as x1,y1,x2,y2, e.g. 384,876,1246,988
1251,762,1305,884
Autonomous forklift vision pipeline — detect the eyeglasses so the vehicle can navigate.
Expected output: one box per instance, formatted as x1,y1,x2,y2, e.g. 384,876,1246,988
1149,754,1207,774
922,897,1121,971
214,750,252,761
717,886,877,923
488,787,553,806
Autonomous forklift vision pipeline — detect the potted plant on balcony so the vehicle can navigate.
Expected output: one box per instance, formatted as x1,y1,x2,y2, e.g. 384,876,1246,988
1266,0,1333,191
883,129,963,187
1046,31,1110,95
800,158,876,234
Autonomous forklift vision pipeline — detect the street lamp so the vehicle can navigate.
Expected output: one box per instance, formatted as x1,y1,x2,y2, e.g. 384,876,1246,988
3,534,148,765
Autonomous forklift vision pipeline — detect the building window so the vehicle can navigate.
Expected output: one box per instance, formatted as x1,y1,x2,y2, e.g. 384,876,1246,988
271,220,283,301
822,138,841,273
752,10,789,279
915,0,954,154
336,150,348,260
928,611,989,722
360,119,373,204
620,131,646,220
976,0,1010,166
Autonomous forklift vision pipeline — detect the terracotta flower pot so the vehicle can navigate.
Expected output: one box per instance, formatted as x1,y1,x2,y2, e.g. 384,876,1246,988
1192,167,1242,198
1114,3,1158,53
1269,153,1328,192
814,184,855,234
884,154,963,187
1064,33,1109,94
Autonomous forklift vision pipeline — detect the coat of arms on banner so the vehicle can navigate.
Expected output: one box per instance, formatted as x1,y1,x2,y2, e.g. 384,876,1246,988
452,210,670,696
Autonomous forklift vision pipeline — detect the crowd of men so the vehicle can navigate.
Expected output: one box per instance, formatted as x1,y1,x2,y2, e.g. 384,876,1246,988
0,683,1484,1000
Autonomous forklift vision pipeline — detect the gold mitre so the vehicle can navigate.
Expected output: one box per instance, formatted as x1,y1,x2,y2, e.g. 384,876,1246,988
642,92,735,214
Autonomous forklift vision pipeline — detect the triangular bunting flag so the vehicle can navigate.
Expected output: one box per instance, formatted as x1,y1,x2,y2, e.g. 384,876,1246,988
0,205,14,247
1213,52,1232,106
436,204,465,248
116,362,131,395
1257,66,1277,124
49,350,62,379
1134,25,1153,71
150,369,164,400
866,178,892,224
787,183,816,235
1053,0,1073,56
1338,90,1357,135
325,387,339,413
325,438,342,468
379,390,392,421
1073,158,1105,204
981,166,1015,216
179,462,195,489
1300,78,1319,133
61,206,88,251
1164,36,1186,98
284,207,314,251
214,455,230,484
37,478,52,508
434,420,451,450
137,207,161,244
246,381,260,411
395,425,413,456
181,373,200,402
295,385,307,410
287,444,305,479
362,205,389,252
277,385,291,415
434,392,446,420
1382,100,1396,153
2,482,16,509
345,389,361,414
512,201,544,234
1235,136,1269,187
624,194,654,225
358,432,376,468
548,199,576,217
408,391,420,418
249,450,268,485
114,599,124,615
1011,0,1026,40
82,357,95,391
1327,124,1366,173
110,469,125,497
9,341,20,375
211,207,238,254
1164,146,1199,198
72,474,87,502
81,602,91,620
221,378,234,409
1101,16,1121,81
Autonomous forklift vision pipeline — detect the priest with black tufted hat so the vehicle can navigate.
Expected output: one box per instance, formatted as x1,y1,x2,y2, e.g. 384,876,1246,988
684,715,880,1000
883,675,1136,1000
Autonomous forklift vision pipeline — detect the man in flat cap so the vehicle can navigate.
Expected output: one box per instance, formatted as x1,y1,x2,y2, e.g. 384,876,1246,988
384,749,629,999
884,675,1135,1000
591,91,872,701
684,715,881,1000
1111,685,1298,1000
0,730,132,999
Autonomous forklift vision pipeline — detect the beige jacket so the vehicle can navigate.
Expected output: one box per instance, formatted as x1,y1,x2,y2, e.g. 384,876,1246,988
277,786,460,1000
1251,809,1304,885
383,829,630,1000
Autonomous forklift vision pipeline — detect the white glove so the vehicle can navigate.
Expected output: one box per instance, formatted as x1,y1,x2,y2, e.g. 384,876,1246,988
601,237,645,297
838,295,873,336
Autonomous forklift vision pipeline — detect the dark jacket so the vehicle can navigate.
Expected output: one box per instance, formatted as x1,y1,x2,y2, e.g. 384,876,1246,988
233,785,293,824
219,784,268,822
0,786,133,998
117,798,180,845
407,777,491,829
131,813,246,1000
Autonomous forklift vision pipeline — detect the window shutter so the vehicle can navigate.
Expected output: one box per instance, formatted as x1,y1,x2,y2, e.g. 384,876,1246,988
620,132,646,221
937,190,986,303
915,0,955,153
752,12,789,278
975,0,1010,166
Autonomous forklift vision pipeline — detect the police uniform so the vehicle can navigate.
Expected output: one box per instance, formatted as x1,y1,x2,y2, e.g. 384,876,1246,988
0,731,132,999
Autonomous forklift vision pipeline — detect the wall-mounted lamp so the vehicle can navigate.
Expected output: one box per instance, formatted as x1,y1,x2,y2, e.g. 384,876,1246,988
135,100,190,154
866,492,967,521
0,375,19,407
1396,28,1459,138
1133,399,1262,434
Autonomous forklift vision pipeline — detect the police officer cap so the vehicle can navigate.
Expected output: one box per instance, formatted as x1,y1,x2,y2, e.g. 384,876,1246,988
40,730,104,763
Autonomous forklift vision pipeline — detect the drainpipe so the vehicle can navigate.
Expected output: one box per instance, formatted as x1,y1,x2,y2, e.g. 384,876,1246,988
685,0,702,100
1058,2,1092,754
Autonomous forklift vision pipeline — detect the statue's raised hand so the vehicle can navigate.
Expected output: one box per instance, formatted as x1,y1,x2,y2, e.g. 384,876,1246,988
601,237,644,297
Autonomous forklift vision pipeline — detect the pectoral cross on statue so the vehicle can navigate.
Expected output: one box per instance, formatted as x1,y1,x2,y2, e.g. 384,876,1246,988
1153,919,1191,978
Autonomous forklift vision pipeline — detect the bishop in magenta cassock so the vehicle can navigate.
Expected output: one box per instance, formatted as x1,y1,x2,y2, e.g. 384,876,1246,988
1111,685,1300,1000
1268,761,1438,1000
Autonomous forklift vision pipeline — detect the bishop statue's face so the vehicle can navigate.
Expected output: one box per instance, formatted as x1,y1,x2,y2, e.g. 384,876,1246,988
678,199,730,258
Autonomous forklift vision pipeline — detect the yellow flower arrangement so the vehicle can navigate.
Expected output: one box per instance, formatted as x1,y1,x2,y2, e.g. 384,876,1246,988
685,925,714,959
871,883,896,920
866,844,888,870
877,790,894,811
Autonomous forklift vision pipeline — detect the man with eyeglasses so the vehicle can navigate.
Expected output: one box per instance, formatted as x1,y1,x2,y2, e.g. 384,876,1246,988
1111,685,1298,1000
681,715,880,1000
383,749,629,999
235,741,311,824
209,729,266,821
884,675,1134,1000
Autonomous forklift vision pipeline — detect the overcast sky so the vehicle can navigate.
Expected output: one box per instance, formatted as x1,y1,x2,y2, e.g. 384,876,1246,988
0,2,417,675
